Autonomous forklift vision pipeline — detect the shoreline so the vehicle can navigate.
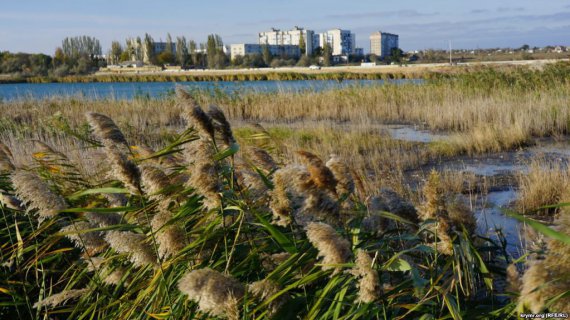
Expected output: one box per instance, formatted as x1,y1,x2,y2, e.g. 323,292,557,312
0,58,566,84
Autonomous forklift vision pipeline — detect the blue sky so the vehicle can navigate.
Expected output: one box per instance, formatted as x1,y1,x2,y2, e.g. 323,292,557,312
1,0,569,54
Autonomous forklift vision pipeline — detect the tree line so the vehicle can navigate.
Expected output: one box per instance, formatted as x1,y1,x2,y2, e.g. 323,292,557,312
0,33,409,77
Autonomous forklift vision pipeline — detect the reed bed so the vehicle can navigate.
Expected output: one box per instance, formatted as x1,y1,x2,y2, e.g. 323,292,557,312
1,89,545,319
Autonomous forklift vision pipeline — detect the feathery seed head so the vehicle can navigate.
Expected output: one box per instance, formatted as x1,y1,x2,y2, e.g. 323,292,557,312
11,170,67,222
107,146,141,194
326,154,355,196
350,249,380,303
0,142,15,172
208,105,235,147
86,112,128,147
151,208,187,259
84,211,122,227
0,193,24,211
34,289,90,309
178,268,245,318
60,221,106,254
177,89,215,139
104,231,157,267
297,150,337,194
248,147,277,172
141,165,171,201
305,222,352,273
248,279,288,315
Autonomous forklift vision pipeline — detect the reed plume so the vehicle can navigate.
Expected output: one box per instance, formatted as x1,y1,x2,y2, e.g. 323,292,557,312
248,279,287,315
84,257,126,286
11,170,67,222
0,193,24,211
177,88,215,139
297,150,337,195
269,165,309,226
106,145,141,194
140,164,171,201
305,222,352,273
326,154,354,196
178,268,245,318
104,231,157,267
34,288,90,309
86,112,128,148
247,147,277,172
208,105,236,147
418,171,453,255
84,211,122,227
151,208,187,259
0,142,15,172
60,221,106,254
185,140,221,210
350,249,380,303
518,209,570,313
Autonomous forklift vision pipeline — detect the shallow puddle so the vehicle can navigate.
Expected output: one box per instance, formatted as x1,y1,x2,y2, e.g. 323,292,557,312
475,189,523,257
379,124,448,143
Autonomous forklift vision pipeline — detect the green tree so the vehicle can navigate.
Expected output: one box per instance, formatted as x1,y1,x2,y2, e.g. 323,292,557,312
109,41,123,65
389,48,403,64
165,33,173,56
144,33,155,64
176,36,189,67
206,34,225,69
262,42,272,66
53,47,65,67
322,42,332,66
299,32,306,55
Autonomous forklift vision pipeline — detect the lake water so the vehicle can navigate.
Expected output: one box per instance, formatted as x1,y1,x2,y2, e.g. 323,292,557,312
0,79,419,101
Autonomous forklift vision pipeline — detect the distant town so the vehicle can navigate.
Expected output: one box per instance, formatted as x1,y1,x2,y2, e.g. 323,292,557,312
0,25,568,79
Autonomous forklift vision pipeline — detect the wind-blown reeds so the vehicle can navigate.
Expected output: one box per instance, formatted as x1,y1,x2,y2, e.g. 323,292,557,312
86,112,129,148
177,88,215,140
248,279,287,316
150,208,186,259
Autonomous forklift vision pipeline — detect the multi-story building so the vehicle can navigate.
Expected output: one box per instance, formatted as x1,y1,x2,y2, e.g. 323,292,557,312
230,44,300,60
258,27,314,55
370,31,399,58
316,29,355,56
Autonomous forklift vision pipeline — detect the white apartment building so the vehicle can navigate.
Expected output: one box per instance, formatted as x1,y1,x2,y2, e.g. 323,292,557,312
230,44,300,60
370,31,399,58
258,27,314,55
316,29,355,56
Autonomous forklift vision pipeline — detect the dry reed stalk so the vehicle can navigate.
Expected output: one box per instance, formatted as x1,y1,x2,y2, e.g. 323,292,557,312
104,231,157,267
350,250,380,303
11,171,67,222
34,288,90,308
305,222,352,273
178,268,245,318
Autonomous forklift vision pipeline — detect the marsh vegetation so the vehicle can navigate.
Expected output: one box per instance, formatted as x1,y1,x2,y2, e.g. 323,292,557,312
1,64,570,319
